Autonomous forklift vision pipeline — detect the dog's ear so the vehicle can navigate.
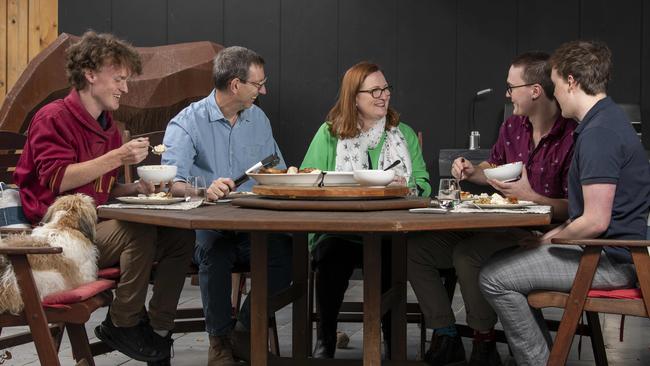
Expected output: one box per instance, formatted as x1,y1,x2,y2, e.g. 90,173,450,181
43,194,97,242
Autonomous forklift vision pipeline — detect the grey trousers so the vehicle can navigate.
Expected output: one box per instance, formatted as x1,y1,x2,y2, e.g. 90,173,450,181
407,229,528,330
479,244,636,366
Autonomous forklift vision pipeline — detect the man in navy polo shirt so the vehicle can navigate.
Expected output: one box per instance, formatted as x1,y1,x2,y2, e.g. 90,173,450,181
479,40,650,365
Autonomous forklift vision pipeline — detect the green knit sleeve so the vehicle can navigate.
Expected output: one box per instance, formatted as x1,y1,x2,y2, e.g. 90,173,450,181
300,122,338,171
399,123,432,197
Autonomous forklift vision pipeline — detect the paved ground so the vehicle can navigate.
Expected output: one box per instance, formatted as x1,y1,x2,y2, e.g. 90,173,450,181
4,278,649,365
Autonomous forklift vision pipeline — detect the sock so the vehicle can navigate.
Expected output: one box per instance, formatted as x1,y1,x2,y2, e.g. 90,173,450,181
433,325,457,337
473,328,495,342
154,329,169,337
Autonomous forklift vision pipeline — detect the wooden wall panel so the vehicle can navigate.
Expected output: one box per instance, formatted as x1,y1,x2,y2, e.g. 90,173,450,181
28,0,57,59
0,1,6,99
7,0,29,89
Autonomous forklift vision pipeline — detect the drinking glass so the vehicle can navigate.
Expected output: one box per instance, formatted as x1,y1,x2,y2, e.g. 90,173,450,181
438,178,460,208
185,176,207,202
403,174,418,197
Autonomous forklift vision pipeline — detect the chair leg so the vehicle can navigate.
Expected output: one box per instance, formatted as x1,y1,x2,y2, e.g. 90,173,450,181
269,317,280,356
52,323,65,352
420,314,426,359
586,311,608,366
66,323,96,366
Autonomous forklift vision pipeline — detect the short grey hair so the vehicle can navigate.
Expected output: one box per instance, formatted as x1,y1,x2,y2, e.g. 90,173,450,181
213,46,265,91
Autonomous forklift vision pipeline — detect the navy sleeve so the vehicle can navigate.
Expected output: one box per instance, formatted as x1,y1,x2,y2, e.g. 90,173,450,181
578,127,622,185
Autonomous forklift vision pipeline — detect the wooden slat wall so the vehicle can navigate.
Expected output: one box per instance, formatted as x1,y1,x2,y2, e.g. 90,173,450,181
0,0,57,106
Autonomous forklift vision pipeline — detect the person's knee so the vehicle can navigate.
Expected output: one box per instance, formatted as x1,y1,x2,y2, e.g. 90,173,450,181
452,241,480,272
123,222,157,255
194,231,236,267
478,260,505,297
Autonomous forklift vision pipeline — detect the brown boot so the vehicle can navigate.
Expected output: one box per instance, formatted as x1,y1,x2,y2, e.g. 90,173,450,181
208,335,238,366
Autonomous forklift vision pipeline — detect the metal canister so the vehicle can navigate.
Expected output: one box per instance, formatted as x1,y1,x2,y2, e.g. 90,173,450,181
469,131,480,150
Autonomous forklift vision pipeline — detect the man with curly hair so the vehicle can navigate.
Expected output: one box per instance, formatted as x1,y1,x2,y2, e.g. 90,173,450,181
15,31,195,365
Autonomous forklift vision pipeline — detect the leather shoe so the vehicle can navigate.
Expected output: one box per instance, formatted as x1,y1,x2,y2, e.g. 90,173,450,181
312,337,336,358
468,340,502,366
423,334,466,366
94,312,169,362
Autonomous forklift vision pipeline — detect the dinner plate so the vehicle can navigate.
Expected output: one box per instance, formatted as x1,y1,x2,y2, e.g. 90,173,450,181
248,171,357,186
472,200,536,209
116,196,185,205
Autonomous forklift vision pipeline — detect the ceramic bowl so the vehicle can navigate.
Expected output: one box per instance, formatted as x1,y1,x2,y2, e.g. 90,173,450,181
137,165,177,183
353,169,395,186
483,161,523,182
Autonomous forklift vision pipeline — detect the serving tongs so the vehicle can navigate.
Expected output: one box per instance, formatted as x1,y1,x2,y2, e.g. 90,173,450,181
233,153,281,187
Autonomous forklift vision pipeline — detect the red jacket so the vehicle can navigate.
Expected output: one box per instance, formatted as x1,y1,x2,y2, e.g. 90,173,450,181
14,89,122,224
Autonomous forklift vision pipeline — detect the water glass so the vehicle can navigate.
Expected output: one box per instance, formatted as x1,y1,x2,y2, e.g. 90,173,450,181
185,176,207,202
438,178,460,208
404,174,418,197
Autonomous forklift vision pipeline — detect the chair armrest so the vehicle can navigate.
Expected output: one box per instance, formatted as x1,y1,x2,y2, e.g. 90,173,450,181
0,227,33,236
0,247,62,255
551,238,650,247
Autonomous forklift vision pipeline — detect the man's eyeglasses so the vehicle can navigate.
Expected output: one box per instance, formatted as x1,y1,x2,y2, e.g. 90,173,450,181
358,85,392,99
243,78,267,91
506,83,536,95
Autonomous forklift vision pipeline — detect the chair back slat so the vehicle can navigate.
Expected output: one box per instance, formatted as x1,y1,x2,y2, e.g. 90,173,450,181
0,132,27,185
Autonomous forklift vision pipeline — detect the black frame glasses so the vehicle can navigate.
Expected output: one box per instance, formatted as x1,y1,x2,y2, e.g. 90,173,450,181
358,85,392,98
243,78,267,91
506,83,536,95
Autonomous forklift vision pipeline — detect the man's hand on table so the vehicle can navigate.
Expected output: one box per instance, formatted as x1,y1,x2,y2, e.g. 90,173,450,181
207,178,236,201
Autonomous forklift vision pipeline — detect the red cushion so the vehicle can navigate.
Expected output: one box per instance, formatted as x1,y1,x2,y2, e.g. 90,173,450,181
588,288,642,299
42,279,116,307
97,267,121,279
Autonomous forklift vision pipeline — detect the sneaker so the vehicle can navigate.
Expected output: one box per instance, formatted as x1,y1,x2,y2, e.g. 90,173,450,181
423,334,466,366
147,333,174,366
468,340,502,366
94,312,168,362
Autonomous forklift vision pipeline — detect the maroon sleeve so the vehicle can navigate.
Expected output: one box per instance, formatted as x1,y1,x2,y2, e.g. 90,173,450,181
29,115,76,194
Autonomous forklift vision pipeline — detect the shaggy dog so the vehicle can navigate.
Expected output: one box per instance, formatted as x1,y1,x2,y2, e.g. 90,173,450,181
0,193,98,314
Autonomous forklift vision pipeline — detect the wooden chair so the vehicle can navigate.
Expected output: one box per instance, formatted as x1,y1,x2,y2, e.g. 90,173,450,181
528,237,650,365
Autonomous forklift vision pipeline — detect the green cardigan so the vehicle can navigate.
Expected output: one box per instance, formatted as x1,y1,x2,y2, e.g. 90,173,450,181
300,121,432,251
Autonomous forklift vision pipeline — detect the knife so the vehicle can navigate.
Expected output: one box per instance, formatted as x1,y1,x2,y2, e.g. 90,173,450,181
233,153,280,187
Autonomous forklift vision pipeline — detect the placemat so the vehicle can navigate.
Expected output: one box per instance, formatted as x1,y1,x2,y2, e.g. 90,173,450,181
98,200,203,210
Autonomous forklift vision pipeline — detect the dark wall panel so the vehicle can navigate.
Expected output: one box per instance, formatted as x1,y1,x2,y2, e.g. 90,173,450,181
395,0,456,179
111,0,167,46
642,0,650,148
59,0,111,35
279,0,338,166
517,0,580,53
168,0,223,44
581,0,642,103
223,0,281,145
338,0,397,80
456,0,517,149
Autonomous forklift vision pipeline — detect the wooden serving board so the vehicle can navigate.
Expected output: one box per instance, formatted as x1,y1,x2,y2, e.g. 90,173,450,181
232,196,429,211
251,185,409,200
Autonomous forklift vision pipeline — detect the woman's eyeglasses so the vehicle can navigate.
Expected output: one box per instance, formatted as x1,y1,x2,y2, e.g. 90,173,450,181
358,85,392,99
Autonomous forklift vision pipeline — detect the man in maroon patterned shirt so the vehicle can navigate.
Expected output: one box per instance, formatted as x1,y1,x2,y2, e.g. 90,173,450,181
408,52,577,366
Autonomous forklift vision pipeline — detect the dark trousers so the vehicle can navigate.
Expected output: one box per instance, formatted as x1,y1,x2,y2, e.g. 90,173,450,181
312,235,393,351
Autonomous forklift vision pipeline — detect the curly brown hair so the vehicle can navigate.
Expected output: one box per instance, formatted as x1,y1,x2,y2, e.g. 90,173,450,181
66,31,143,90
550,40,611,96
327,61,399,139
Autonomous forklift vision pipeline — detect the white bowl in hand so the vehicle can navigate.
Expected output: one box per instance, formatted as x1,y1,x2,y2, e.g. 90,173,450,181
137,165,177,183
353,169,395,186
483,161,523,182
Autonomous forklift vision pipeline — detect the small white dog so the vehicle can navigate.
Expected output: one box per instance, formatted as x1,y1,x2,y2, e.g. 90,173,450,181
0,193,98,314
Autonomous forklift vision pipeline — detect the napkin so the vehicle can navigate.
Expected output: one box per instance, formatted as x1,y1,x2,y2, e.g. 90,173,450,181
98,200,203,211
450,204,551,214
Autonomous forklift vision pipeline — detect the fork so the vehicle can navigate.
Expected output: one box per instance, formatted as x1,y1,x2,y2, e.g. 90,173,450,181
317,171,327,188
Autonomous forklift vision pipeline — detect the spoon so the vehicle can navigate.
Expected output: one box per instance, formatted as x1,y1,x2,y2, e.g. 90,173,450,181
383,160,401,171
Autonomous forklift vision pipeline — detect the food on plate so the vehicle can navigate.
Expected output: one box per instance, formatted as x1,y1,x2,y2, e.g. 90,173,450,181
135,191,172,199
258,166,321,174
460,191,472,199
473,193,518,205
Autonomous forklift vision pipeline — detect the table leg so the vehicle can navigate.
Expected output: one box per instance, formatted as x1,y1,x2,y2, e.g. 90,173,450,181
292,233,309,359
251,232,269,366
363,234,382,366
390,233,407,361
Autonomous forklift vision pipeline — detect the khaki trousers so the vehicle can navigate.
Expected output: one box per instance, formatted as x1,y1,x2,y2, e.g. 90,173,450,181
96,219,195,330
407,229,528,330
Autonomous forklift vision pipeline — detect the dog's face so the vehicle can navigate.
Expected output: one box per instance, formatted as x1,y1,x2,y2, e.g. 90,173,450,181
42,194,97,242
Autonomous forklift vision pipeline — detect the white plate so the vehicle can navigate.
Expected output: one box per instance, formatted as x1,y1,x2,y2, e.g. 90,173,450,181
472,200,536,209
116,196,185,205
248,171,357,186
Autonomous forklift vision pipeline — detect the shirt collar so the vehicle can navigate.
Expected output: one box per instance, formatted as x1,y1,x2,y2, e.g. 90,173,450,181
208,89,253,125
574,96,613,135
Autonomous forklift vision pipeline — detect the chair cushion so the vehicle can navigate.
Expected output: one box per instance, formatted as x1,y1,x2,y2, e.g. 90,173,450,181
42,279,116,308
588,288,642,299
97,266,121,279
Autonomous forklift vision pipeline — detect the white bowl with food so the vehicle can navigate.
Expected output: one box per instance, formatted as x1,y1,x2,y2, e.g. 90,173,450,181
137,165,177,183
353,169,395,186
483,161,523,182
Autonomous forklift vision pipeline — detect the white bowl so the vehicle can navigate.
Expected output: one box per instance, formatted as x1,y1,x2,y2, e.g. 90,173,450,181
353,169,395,186
483,161,523,182
137,165,177,183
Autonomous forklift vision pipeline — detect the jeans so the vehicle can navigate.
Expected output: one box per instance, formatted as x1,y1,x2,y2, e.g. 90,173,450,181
194,230,292,336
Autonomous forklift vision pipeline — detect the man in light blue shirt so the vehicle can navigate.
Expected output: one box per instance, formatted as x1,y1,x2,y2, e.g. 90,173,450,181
162,46,291,366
